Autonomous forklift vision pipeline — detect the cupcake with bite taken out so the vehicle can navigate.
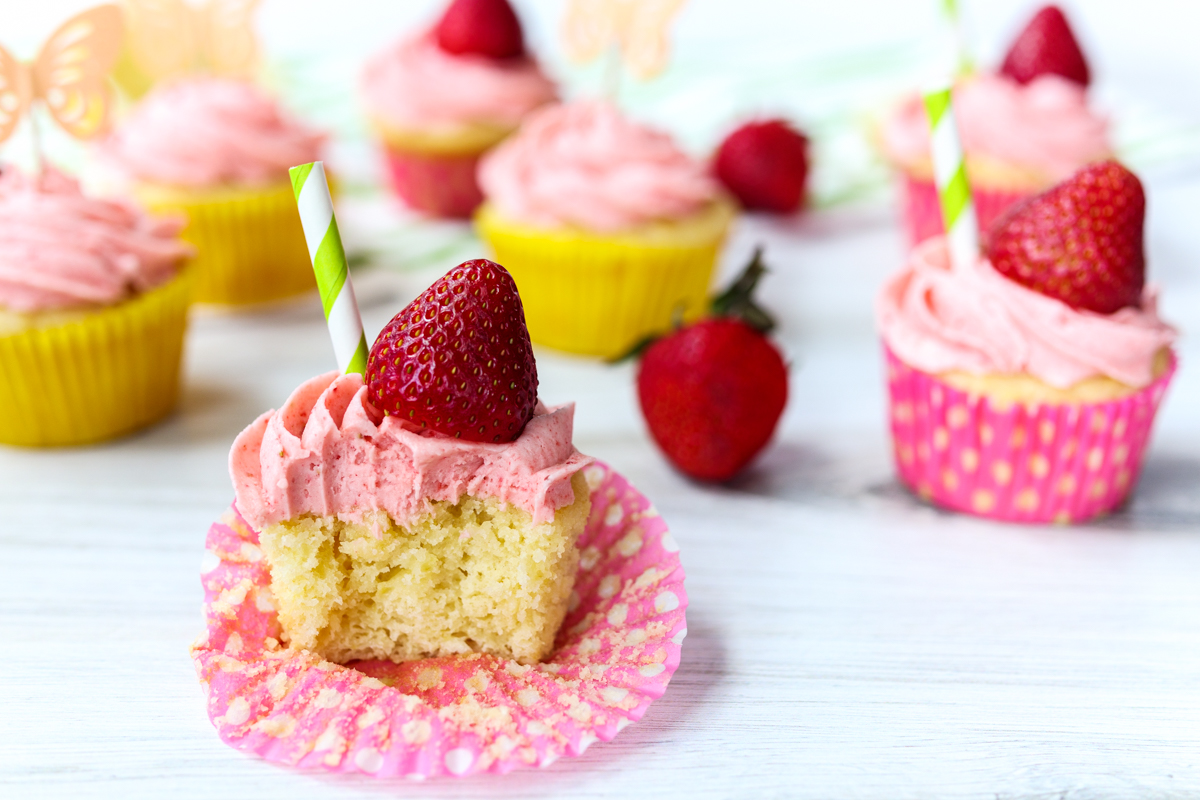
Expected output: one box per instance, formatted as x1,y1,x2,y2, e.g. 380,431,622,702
878,161,1177,523
360,0,557,218
104,78,325,305
0,167,193,446
476,100,736,359
881,5,1112,246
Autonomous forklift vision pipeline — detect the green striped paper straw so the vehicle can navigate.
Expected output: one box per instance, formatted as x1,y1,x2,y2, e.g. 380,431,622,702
923,86,979,272
289,161,368,376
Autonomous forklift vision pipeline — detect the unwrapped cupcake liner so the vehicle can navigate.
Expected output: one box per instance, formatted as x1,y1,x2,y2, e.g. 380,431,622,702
901,173,1031,247
885,347,1177,524
191,461,687,778
139,181,315,305
383,146,486,219
0,269,191,447
476,207,728,359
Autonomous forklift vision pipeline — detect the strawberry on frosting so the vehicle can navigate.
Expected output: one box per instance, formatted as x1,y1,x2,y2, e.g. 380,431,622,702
478,100,719,232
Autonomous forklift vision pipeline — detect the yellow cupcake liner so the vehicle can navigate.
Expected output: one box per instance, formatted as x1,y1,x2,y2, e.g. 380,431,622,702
476,200,736,358
137,181,315,306
0,269,192,447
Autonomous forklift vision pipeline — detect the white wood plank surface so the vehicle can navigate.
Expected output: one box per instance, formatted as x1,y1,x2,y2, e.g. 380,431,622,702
4,1,1200,797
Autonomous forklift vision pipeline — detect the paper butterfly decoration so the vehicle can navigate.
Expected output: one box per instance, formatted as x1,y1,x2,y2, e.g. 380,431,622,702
563,0,689,81
114,0,259,97
0,5,124,145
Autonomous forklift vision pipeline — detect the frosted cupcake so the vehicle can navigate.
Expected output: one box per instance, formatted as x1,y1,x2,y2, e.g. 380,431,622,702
476,100,735,358
229,260,591,663
360,0,556,218
877,161,1176,523
104,78,325,305
880,6,1110,245
0,168,192,446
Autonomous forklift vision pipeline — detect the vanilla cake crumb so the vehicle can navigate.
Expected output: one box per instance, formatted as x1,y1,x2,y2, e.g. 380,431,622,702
258,472,590,664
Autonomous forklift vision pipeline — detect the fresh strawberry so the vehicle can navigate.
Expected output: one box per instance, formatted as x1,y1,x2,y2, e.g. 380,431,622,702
636,250,788,481
366,259,538,443
435,0,525,60
999,5,1090,87
986,160,1144,315
713,120,809,213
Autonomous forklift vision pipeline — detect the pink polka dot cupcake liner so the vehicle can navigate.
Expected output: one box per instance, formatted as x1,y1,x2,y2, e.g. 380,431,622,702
901,173,1031,247
190,461,686,778
885,347,1177,524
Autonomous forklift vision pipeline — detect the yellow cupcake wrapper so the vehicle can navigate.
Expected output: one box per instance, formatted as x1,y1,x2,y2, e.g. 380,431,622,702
138,181,315,306
0,269,192,447
476,201,735,359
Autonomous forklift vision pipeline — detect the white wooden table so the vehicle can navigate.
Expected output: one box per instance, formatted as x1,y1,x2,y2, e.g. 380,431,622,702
5,1,1200,797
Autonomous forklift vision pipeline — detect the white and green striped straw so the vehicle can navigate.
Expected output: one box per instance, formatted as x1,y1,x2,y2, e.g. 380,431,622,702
289,161,368,376
923,86,979,272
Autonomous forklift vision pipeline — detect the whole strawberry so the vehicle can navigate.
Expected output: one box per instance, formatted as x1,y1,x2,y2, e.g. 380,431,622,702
986,160,1144,315
366,259,538,443
637,250,788,481
1000,5,1090,87
435,0,525,60
714,119,809,213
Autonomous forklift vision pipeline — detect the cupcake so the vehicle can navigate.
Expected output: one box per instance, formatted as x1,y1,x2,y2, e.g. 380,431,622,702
877,161,1177,523
104,78,325,305
476,100,735,359
0,168,193,446
194,260,688,777
360,0,556,218
230,260,591,664
880,5,1111,246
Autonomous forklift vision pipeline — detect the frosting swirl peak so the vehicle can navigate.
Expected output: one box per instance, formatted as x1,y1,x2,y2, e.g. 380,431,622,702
0,169,190,313
105,78,326,188
479,100,719,232
230,372,592,530
877,238,1175,390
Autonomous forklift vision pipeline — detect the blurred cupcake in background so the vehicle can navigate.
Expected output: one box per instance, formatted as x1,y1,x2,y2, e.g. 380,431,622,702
880,5,1111,246
361,0,557,218
877,161,1176,524
104,78,326,305
476,100,735,359
0,168,193,446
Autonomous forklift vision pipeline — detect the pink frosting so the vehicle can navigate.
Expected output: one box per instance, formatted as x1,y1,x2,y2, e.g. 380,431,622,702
478,100,719,232
230,372,592,530
877,238,1176,389
360,32,556,131
0,168,190,312
105,78,325,188
882,73,1111,181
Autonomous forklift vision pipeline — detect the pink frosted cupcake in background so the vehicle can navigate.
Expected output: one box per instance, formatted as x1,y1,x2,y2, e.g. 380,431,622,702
0,168,193,446
360,0,557,218
104,78,325,305
475,100,735,358
877,160,1176,524
881,5,1111,246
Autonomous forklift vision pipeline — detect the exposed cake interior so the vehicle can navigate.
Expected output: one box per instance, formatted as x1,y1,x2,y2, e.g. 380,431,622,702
259,472,590,664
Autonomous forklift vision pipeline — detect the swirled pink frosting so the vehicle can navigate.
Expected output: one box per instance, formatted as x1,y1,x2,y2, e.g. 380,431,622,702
478,100,719,232
882,73,1111,181
230,372,592,530
0,168,190,313
105,78,325,188
361,32,556,131
877,237,1176,389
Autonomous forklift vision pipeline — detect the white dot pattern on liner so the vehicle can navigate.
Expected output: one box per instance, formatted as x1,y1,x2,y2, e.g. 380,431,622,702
604,504,623,526
671,627,688,645
354,748,384,773
639,663,666,677
444,748,474,775
660,532,680,553
602,687,629,703
200,550,220,574
224,697,250,726
655,591,680,613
